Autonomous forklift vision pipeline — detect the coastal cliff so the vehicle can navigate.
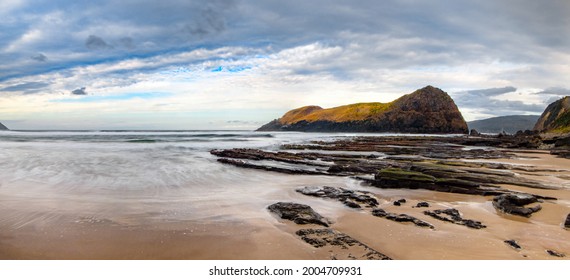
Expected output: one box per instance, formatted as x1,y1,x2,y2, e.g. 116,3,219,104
0,122,8,130
534,96,570,133
257,86,468,133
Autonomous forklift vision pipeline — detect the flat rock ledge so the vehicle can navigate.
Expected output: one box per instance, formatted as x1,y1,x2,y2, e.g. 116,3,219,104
372,209,434,229
296,228,392,260
423,208,486,229
267,202,330,227
492,194,542,217
295,186,378,209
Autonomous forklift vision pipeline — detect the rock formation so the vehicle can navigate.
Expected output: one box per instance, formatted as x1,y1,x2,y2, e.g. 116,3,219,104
0,122,8,130
492,194,542,217
534,96,570,133
257,86,468,133
267,202,330,227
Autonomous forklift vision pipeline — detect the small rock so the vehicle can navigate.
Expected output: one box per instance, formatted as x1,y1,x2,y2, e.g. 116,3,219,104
504,240,521,250
492,194,542,217
564,213,570,229
546,250,565,257
393,198,406,206
343,200,361,209
267,202,329,227
416,202,430,208
470,129,481,136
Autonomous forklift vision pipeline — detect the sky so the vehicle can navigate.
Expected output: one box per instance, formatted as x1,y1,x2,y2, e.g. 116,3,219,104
0,0,569,130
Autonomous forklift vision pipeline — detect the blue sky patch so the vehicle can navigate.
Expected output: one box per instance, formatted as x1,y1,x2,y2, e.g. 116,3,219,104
53,92,172,103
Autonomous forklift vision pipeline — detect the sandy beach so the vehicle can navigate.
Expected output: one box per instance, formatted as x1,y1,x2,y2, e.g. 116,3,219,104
2,141,569,260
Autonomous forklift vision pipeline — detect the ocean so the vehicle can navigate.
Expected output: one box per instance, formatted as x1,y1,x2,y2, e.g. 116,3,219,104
0,130,372,228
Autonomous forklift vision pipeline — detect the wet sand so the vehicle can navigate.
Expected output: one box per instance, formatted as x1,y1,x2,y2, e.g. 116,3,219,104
1,151,570,260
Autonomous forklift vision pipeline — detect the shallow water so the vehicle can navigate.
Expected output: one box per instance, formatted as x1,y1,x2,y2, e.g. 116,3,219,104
0,130,399,228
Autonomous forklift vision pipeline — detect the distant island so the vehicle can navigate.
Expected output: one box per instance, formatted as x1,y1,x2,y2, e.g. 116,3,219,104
257,86,468,133
468,115,540,134
0,122,8,130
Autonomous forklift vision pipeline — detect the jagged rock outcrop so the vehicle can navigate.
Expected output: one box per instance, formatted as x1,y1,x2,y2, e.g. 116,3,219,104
257,86,468,134
534,96,570,133
0,122,8,130
492,194,542,217
296,186,379,209
267,202,330,227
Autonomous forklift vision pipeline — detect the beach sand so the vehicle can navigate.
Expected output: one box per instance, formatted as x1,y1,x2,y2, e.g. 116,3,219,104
1,151,569,260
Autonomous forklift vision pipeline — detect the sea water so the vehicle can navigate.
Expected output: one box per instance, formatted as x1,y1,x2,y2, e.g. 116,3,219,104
0,130,382,228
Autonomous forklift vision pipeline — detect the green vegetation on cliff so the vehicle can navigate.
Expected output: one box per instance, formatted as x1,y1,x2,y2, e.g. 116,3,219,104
257,85,468,134
280,102,394,125
534,96,570,133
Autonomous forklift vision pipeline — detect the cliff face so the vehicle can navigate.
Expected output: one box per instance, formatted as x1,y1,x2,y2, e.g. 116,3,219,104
257,86,468,133
0,122,7,130
534,96,570,133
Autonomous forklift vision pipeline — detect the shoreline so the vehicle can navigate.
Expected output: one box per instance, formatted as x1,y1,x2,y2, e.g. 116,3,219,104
1,135,570,259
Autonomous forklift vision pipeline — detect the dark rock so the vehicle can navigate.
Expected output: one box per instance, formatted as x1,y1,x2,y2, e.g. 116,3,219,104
373,167,506,196
546,250,565,257
424,208,486,229
504,240,522,250
565,213,570,229
0,122,7,130
295,228,392,260
343,201,361,209
372,209,434,229
550,149,570,159
210,148,327,166
211,136,559,198
492,194,542,217
267,202,329,227
392,198,407,206
216,158,333,176
415,202,430,208
470,129,481,136
296,186,379,208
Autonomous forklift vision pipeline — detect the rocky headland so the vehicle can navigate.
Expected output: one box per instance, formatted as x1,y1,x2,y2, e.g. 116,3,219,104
0,122,8,130
257,86,468,133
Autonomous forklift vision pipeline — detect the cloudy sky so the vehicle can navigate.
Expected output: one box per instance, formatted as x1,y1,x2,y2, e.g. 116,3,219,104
1,0,569,130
